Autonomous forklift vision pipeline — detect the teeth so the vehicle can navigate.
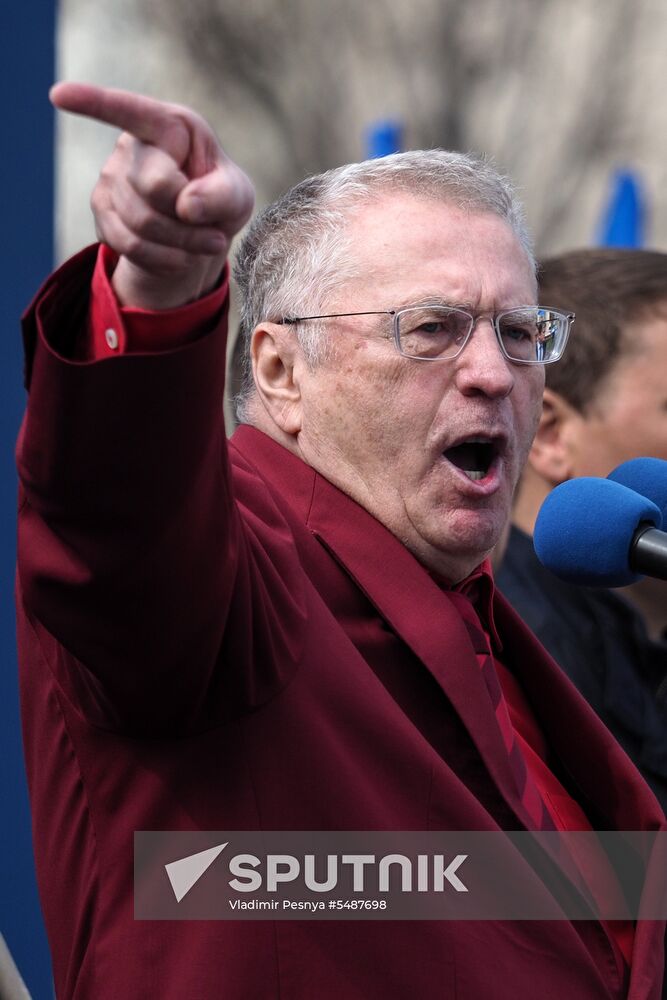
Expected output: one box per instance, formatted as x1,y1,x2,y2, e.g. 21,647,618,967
463,470,485,481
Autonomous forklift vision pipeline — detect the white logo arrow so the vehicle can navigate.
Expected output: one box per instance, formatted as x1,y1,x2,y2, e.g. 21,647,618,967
165,842,228,902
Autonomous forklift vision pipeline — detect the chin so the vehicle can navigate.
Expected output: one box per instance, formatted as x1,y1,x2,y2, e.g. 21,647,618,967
450,505,504,546
425,512,502,574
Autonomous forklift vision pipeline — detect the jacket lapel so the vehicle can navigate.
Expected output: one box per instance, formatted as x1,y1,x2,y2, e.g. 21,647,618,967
232,426,530,825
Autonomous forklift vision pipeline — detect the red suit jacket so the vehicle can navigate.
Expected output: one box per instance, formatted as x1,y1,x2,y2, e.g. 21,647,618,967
16,248,665,999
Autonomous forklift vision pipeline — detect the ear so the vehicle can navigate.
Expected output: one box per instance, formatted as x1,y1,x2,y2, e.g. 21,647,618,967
251,322,303,436
527,387,580,486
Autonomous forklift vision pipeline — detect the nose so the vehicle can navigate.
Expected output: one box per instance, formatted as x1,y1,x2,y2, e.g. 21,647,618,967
454,317,515,399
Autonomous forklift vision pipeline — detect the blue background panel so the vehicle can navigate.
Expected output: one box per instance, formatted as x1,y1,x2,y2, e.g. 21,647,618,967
0,1,56,996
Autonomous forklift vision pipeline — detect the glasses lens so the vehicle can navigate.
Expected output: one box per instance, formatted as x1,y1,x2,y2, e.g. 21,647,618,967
497,308,566,362
397,307,472,359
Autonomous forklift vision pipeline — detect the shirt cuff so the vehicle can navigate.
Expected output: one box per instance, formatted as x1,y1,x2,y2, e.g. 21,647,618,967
87,244,229,359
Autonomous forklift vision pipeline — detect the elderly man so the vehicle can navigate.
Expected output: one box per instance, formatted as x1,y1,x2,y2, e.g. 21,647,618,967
499,248,667,813
16,84,663,999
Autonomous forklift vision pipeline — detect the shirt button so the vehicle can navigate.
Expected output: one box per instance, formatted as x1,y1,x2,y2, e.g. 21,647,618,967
104,326,118,351
105,328,119,350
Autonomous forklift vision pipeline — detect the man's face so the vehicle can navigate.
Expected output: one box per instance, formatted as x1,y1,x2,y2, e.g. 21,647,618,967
564,311,667,478
294,194,542,582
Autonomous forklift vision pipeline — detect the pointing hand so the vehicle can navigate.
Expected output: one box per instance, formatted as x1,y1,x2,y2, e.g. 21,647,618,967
50,82,255,309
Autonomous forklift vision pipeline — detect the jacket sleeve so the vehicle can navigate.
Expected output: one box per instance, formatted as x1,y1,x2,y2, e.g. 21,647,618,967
16,246,304,735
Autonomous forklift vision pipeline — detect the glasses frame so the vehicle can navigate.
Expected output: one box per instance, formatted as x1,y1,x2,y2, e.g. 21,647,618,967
280,305,575,365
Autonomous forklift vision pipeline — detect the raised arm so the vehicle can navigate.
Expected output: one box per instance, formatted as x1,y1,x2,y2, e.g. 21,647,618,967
17,85,265,734
50,82,254,308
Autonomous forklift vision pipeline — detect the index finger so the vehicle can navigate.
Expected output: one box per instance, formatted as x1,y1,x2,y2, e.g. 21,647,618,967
50,82,192,164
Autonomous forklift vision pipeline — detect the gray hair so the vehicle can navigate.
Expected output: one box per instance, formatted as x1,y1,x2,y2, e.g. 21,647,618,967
233,149,534,423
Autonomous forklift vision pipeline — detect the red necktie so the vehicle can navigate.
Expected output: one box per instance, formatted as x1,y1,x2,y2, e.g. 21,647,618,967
450,589,557,832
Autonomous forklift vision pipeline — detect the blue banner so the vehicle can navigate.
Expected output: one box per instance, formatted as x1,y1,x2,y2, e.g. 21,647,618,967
0,1,56,996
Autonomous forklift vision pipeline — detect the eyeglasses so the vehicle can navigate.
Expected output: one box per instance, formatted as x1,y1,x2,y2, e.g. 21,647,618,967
280,305,574,364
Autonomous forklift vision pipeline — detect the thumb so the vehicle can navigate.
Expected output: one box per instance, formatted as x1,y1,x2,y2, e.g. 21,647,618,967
176,163,255,235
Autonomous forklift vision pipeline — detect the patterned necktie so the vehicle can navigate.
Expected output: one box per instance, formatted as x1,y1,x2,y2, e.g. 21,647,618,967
450,588,557,832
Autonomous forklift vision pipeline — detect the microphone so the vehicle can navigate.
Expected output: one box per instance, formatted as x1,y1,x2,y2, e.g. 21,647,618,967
533,477,664,586
607,457,667,520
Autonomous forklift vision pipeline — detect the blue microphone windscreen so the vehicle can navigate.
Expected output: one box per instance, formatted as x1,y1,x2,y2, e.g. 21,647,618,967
533,477,662,586
608,457,667,524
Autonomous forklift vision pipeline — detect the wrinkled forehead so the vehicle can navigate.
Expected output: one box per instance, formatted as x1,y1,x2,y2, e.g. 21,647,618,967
334,194,537,312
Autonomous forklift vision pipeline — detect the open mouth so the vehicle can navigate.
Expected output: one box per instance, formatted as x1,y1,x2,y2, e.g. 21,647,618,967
443,438,497,482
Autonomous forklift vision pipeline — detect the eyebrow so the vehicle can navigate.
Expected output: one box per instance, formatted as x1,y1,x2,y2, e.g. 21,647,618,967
393,294,475,311
394,295,539,313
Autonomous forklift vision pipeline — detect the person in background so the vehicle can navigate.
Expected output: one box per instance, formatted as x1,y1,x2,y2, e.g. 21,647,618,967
498,248,667,813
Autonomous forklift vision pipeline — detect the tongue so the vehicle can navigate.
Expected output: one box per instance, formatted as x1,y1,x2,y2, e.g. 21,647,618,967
445,443,483,471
